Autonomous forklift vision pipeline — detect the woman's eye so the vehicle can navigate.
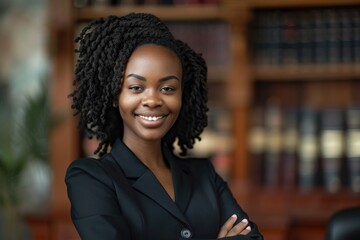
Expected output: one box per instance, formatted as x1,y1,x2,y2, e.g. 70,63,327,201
129,86,143,92
161,86,175,93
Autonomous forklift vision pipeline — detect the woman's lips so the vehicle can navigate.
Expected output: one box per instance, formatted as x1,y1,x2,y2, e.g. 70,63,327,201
135,114,169,127
138,115,165,121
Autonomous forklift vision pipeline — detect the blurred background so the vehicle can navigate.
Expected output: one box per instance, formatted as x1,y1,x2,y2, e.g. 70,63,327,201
0,0,359,239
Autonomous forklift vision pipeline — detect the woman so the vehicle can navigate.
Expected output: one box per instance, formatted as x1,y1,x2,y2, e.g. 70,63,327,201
66,13,263,240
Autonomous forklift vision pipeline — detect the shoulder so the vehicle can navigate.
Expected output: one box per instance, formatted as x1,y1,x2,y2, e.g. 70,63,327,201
65,154,115,187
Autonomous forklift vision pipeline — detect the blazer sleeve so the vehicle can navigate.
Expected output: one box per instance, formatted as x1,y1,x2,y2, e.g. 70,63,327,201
200,160,263,240
65,158,131,240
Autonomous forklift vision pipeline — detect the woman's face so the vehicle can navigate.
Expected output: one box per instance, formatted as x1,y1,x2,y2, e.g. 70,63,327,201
118,44,182,144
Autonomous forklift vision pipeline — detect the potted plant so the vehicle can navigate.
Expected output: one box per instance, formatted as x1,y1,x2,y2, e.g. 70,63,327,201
0,82,50,240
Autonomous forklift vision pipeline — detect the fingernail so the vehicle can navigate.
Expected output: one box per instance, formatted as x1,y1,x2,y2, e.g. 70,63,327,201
246,226,251,231
241,218,248,223
231,214,237,219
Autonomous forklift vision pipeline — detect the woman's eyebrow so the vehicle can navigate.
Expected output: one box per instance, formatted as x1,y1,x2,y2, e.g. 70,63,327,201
126,73,179,82
159,75,180,82
126,73,146,81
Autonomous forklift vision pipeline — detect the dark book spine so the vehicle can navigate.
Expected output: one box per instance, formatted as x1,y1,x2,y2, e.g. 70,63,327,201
90,0,115,6
319,108,344,193
314,9,327,64
251,11,268,65
298,10,314,64
267,11,282,65
325,9,342,64
298,106,319,191
263,101,282,189
248,107,266,186
340,9,353,63
352,9,360,63
158,0,174,5
281,11,299,64
280,107,298,190
345,106,360,193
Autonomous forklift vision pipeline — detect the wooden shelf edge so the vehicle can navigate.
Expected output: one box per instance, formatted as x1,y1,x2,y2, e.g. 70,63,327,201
252,64,360,81
75,5,225,21
223,0,360,9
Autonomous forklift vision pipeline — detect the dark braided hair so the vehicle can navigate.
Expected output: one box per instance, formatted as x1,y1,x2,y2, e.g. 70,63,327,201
70,13,208,156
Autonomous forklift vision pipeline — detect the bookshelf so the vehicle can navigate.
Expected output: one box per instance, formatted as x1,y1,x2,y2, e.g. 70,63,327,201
223,0,360,240
46,0,360,240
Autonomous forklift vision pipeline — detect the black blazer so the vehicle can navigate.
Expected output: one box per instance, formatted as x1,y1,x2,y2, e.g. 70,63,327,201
66,139,263,240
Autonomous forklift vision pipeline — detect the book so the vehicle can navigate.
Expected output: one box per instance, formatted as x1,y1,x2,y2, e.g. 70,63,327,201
297,106,319,191
319,108,344,193
345,106,360,192
248,107,266,186
263,100,282,189
280,107,298,190
313,9,327,64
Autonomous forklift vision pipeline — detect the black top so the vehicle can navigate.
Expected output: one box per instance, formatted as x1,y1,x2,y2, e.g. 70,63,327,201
65,139,263,240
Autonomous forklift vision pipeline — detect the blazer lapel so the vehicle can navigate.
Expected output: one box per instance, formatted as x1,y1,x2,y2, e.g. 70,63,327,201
110,139,191,226
132,171,190,225
164,148,193,214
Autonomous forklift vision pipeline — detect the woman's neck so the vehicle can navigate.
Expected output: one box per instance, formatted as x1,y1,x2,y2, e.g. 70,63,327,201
122,137,166,169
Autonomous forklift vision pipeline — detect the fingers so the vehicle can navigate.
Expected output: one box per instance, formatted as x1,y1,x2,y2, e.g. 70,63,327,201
217,214,238,238
240,225,252,235
217,215,252,238
227,218,250,237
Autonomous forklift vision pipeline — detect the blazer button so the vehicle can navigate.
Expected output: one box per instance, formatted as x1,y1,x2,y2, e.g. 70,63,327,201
181,229,192,238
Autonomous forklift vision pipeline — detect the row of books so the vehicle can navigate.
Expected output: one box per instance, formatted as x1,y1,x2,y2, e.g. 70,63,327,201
248,103,360,193
250,8,360,65
74,0,217,8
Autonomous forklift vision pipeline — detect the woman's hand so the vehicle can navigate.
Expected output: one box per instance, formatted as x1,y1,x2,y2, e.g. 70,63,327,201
217,214,251,238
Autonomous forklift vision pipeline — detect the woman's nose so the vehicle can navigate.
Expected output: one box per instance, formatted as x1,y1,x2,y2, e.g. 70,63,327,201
142,90,162,108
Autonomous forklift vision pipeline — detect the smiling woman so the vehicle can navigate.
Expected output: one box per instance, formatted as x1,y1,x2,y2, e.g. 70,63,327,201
66,13,263,240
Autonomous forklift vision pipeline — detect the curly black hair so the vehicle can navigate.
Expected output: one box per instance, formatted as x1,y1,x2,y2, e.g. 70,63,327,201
70,13,208,156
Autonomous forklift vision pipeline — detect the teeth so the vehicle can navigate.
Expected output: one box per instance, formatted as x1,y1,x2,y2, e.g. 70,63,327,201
139,115,163,121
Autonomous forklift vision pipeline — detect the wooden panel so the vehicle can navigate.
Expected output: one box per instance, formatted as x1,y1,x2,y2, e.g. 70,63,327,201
231,107,251,180
254,64,360,81
76,5,223,21
25,216,50,240
48,0,80,233
52,220,80,240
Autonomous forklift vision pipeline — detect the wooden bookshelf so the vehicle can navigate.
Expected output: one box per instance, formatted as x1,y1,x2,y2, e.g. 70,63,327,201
223,0,360,239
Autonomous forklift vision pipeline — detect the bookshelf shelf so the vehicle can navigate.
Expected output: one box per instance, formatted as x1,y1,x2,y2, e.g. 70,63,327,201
253,64,360,81
75,5,223,22
225,0,360,9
